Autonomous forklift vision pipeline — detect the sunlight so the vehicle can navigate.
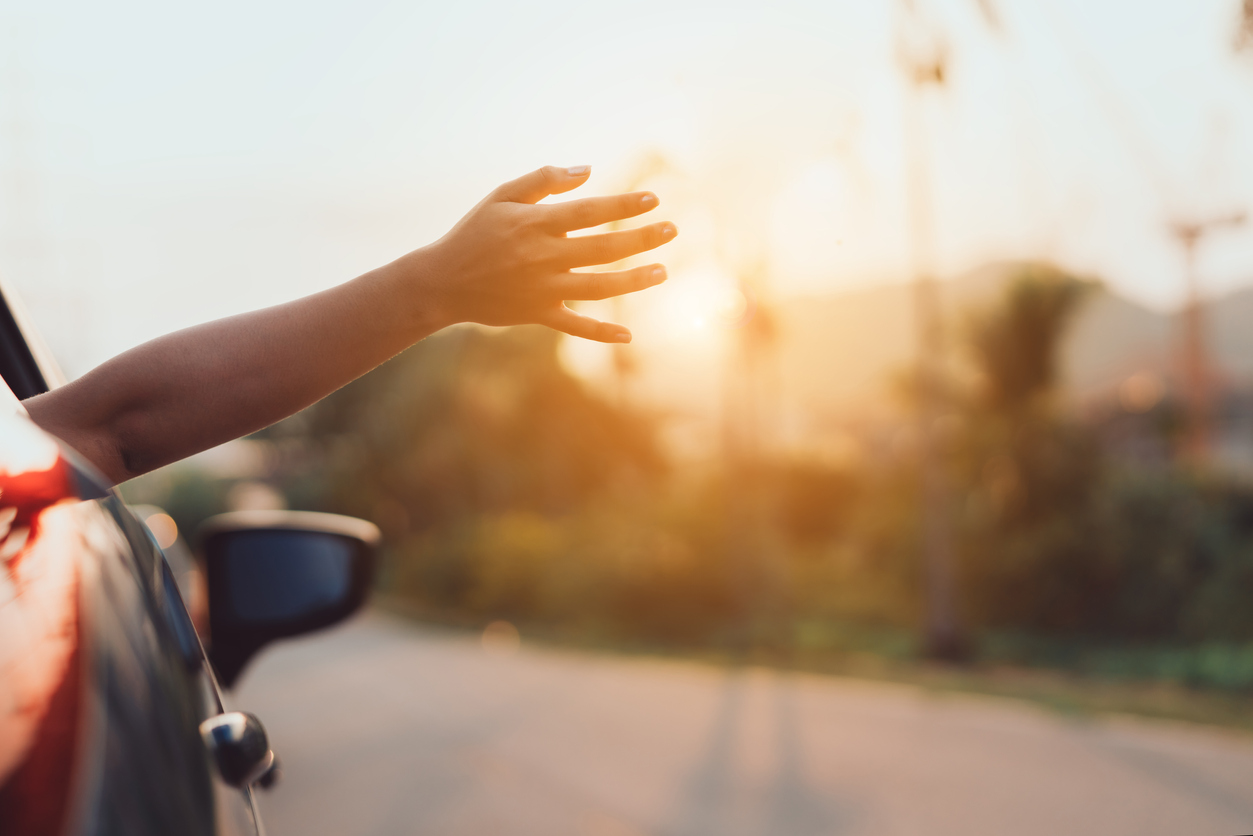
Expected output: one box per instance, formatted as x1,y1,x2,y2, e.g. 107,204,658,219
656,263,741,345
770,159,858,293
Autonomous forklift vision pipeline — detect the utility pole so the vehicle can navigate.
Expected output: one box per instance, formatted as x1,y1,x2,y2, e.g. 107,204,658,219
896,0,961,659
1236,0,1253,53
723,267,777,463
607,152,671,410
1170,212,1245,463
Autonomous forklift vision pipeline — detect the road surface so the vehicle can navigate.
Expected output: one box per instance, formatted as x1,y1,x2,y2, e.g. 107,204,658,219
234,611,1253,836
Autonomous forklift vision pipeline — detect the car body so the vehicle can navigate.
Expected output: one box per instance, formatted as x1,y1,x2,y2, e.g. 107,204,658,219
0,279,377,835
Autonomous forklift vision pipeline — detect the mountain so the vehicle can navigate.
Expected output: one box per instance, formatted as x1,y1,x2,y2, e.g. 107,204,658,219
1205,286,1253,381
775,262,1253,417
611,261,1253,450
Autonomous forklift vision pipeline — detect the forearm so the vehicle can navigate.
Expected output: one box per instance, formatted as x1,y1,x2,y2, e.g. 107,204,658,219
23,165,673,485
25,254,445,485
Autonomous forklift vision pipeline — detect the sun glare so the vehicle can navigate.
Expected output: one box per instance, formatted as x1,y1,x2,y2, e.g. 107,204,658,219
657,264,742,343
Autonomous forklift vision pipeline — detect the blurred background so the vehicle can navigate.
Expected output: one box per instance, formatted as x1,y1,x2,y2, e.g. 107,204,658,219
9,0,1253,833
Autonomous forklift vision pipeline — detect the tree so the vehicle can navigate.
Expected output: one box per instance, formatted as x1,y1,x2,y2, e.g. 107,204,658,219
957,265,1103,631
275,325,664,535
966,264,1094,414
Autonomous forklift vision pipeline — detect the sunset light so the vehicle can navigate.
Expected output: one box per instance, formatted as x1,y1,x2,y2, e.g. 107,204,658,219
8,1,1253,833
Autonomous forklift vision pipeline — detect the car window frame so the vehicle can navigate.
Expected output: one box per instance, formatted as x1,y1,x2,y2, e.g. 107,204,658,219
0,275,66,399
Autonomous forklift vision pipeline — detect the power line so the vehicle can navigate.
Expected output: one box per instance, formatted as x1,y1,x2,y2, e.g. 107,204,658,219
1236,0,1253,53
1031,0,1249,465
1031,0,1179,208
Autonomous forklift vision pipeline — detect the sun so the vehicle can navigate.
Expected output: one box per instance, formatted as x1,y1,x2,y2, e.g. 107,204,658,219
649,263,746,345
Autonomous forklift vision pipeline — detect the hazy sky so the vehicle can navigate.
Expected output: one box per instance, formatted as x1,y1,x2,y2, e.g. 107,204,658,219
3,0,1253,377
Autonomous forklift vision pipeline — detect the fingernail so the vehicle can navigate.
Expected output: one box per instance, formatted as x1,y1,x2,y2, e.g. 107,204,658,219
640,193,657,207
613,330,632,344
651,266,667,283
566,165,590,176
662,223,677,239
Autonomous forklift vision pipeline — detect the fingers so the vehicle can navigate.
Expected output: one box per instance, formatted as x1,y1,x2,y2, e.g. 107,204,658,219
542,192,658,233
543,305,632,344
559,264,667,301
495,165,591,204
559,222,678,268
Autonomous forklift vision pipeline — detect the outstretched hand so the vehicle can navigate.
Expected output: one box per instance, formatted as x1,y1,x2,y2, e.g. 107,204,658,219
22,164,675,485
409,165,676,343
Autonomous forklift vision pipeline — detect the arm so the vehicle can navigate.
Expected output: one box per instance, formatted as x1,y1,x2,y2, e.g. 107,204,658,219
23,166,676,485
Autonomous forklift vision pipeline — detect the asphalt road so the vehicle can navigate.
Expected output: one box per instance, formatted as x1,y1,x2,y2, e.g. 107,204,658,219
234,612,1253,836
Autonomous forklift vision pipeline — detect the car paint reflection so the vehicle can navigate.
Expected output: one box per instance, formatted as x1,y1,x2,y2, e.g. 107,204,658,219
0,420,92,832
0,412,256,834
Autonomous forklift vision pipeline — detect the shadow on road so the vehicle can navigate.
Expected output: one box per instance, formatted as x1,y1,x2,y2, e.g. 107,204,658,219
1086,730,1253,822
663,671,854,836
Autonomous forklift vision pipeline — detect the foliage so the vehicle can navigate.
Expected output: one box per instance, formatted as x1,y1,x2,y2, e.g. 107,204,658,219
951,267,1253,646
278,324,664,529
220,265,1253,691
964,264,1095,413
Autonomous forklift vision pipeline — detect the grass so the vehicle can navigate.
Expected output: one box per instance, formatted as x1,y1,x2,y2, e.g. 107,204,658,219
374,595,1253,733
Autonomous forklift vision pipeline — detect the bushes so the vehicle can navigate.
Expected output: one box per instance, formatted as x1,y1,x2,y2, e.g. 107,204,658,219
388,501,761,645
954,461,1253,641
1097,473,1253,642
288,324,664,528
253,275,1253,689
373,442,1253,659
360,454,923,648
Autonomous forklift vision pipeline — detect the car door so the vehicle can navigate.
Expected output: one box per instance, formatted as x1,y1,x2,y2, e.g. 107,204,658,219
0,283,263,835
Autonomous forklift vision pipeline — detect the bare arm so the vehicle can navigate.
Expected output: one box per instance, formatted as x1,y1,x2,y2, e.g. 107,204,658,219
24,166,675,485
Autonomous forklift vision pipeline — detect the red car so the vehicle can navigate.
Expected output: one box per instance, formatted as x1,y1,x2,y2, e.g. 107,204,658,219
0,279,380,835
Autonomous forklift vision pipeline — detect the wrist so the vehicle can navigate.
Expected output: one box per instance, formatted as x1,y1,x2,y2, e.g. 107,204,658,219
379,243,459,338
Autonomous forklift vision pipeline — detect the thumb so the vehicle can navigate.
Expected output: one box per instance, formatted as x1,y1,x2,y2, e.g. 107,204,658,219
493,165,591,204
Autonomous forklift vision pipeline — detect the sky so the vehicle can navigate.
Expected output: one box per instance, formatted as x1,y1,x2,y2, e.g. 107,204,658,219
3,0,1253,378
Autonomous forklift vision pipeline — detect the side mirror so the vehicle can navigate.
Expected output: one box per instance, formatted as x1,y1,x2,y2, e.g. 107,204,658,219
199,510,380,688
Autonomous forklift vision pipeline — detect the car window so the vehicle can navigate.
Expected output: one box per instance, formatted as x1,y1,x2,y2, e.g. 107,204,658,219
0,279,64,399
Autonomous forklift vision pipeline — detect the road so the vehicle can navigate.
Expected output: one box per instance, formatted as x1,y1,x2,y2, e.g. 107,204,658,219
234,611,1253,836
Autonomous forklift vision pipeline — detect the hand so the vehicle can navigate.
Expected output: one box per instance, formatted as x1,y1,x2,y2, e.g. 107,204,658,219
410,165,676,343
